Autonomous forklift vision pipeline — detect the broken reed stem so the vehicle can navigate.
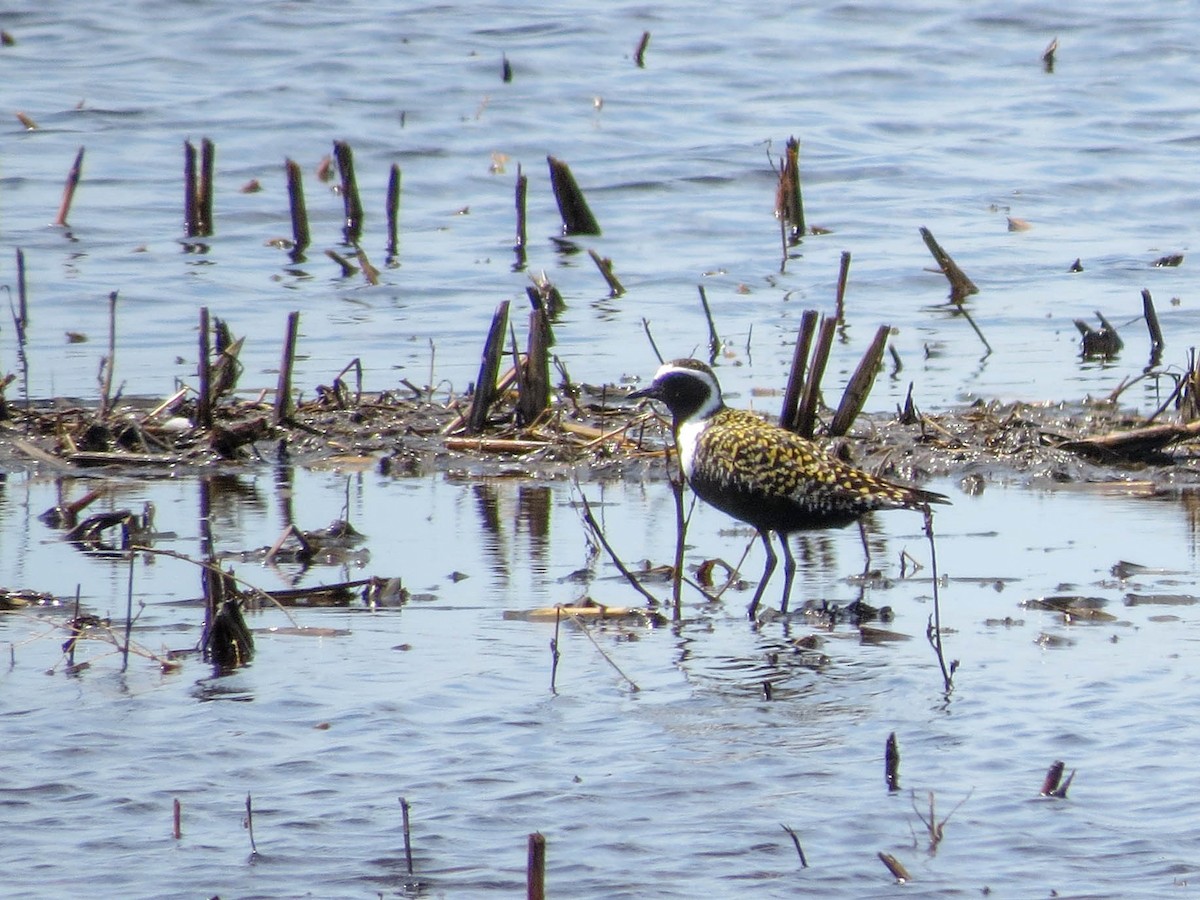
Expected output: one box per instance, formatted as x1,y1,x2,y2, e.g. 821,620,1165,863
245,793,259,857
959,304,993,356
885,731,901,791
877,852,910,883
53,146,85,227
173,798,182,840
1039,760,1074,798
196,306,212,430
284,158,310,259
919,226,978,303
780,824,808,867
924,506,954,693
467,300,511,434
399,796,414,875
587,248,625,297
780,309,820,431
696,285,722,362
779,136,805,242
828,324,890,437
547,155,601,236
333,140,364,245
634,30,651,67
527,832,546,900
274,310,300,424
514,163,528,268
577,489,660,608
13,248,30,419
198,138,214,237
100,290,118,420
386,163,401,261
795,316,838,439
518,307,549,427
550,607,562,693
121,549,134,671
834,250,851,323
1142,290,1161,357
183,140,199,237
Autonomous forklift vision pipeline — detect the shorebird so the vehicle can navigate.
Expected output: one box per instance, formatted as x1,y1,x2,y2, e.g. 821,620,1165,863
628,358,948,618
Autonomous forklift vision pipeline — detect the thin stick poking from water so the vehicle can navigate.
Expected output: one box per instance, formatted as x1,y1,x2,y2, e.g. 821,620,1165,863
549,607,562,694
100,290,118,421
1142,288,1165,365
333,140,364,245
780,824,808,867
183,140,199,237
54,146,85,227
198,138,214,236
121,550,134,671
923,506,954,693
399,796,414,875
885,731,901,792
577,489,660,608
634,31,651,67
697,285,722,362
514,163,528,269
197,306,212,430
834,250,852,323
641,318,664,365
173,798,182,840
244,793,259,858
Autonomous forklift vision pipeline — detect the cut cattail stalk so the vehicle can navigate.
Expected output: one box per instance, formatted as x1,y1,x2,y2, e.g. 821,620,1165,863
829,324,890,437
285,158,310,259
1040,760,1065,796
885,731,901,791
527,832,546,900
776,136,805,243
399,797,414,875
1142,288,1165,351
53,146,85,227
198,138,214,236
780,309,820,431
547,155,600,235
587,248,624,297
514,163,528,268
502,54,513,82
919,226,978,303
795,315,838,439
834,250,852,322
466,301,511,434
325,249,358,278
386,163,401,261
196,307,212,430
878,852,910,883
183,141,200,237
1043,36,1059,73
333,140,364,245
275,311,300,424
517,306,550,424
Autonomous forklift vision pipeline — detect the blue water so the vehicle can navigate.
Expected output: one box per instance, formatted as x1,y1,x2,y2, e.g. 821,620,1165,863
3,2,1200,897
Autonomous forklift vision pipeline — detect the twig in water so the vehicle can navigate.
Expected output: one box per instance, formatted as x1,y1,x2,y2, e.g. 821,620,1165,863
54,146,85,227
173,798,182,840
587,248,624,297
576,489,660,608
696,285,722,362
923,506,955,693
561,608,640,691
527,832,546,900
634,31,651,68
121,540,135,672
399,796,414,875
1043,36,1059,73
550,607,562,693
244,793,259,858
641,318,665,365
910,788,973,852
780,824,808,867
776,136,805,243
919,226,978,303
877,851,911,883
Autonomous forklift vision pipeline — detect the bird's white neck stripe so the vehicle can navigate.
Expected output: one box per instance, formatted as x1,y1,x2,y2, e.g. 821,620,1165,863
676,418,704,479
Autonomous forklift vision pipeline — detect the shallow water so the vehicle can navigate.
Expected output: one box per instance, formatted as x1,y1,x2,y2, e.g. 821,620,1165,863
4,1,1200,897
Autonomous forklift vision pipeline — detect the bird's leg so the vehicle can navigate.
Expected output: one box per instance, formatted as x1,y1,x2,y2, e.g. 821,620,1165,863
778,533,797,614
746,530,777,620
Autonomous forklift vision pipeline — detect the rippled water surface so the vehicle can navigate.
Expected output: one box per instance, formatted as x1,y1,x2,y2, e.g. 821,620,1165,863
4,1,1200,897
